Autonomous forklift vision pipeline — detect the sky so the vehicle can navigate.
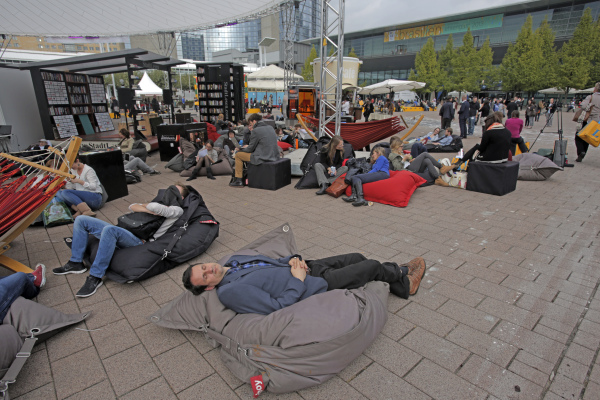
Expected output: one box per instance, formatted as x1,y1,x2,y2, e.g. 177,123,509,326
344,0,533,33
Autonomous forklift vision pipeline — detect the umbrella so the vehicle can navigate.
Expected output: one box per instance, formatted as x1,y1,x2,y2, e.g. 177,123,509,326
359,79,426,95
538,87,568,94
573,87,594,94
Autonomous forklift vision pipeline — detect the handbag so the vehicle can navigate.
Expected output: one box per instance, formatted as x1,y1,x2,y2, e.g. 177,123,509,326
326,175,349,198
577,120,600,147
117,212,165,241
43,199,73,227
447,171,468,189
573,105,593,122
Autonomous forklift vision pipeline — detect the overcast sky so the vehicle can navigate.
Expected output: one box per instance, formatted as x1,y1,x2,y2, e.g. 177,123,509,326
344,0,533,33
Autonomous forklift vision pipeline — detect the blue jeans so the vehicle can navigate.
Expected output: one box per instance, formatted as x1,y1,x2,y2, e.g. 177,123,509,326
0,272,39,322
70,216,143,279
468,116,476,135
351,171,389,186
56,190,102,210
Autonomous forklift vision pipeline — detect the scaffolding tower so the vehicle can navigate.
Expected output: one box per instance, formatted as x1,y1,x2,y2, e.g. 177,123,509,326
282,1,300,91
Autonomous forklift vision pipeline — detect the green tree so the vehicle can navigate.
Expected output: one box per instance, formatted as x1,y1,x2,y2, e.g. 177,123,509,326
453,29,480,94
347,47,361,74
501,15,539,93
410,37,441,93
478,37,495,89
534,16,558,89
301,45,318,82
557,8,594,93
438,34,456,93
589,16,600,85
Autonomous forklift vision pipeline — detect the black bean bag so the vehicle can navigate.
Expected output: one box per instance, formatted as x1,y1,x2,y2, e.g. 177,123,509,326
425,135,463,152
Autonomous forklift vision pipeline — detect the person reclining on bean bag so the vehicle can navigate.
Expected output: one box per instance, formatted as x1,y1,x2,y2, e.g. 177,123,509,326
402,127,441,149
55,157,103,218
182,252,426,315
343,146,389,207
315,136,349,195
52,183,189,298
0,265,46,321
388,136,453,187
186,140,218,181
452,112,511,168
123,155,161,176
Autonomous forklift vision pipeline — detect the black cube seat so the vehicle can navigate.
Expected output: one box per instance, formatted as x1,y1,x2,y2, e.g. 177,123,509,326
466,161,519,196
247,158,291,190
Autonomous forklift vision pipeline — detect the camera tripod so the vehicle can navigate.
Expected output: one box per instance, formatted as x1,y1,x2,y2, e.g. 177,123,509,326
529,105,573,168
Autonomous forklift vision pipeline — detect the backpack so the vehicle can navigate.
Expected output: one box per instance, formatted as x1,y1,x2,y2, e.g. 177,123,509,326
116,212,164,241
124,170,142,184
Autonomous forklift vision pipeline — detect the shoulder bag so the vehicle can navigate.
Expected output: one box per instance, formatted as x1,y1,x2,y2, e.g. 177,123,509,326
326,175,349,198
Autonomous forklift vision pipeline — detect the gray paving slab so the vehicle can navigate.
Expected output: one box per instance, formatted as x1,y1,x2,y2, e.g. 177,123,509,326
5,111,600,398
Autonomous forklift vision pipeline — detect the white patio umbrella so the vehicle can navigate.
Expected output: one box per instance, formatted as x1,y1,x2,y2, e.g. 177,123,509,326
359,79,426,95
538,87,568,95
573,87,594,94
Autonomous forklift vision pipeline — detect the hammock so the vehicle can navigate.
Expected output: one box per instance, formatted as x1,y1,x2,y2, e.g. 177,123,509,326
0,137,81,273
299,115,405,150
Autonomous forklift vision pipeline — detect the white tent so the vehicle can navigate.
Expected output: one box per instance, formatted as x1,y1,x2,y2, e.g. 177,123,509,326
573,87,595,94
135,72,163,97
539,87,567,94
359,79,426,95
246,64,303,91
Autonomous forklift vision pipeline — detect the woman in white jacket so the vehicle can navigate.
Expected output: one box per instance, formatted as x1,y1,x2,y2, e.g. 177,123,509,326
55,158,103,217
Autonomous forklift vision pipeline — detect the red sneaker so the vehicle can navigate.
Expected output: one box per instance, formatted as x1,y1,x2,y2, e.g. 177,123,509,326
32,263,46,288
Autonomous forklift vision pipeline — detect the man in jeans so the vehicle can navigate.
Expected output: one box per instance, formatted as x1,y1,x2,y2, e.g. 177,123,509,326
52,184,188,297
468,96,479,136
0,265,46,321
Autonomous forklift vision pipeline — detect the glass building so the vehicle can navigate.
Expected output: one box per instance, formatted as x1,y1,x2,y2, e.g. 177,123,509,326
314,0,600,86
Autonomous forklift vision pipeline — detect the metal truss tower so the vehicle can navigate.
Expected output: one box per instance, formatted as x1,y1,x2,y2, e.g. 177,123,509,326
318,0,345,137
282,1,300,91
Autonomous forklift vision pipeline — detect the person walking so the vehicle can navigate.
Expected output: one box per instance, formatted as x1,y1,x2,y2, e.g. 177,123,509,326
458,95,469,139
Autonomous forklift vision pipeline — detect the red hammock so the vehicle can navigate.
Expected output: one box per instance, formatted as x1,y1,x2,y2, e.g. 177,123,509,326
302,116,405,150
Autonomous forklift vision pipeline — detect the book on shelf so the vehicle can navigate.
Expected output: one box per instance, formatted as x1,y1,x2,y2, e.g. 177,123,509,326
41,71,64,81
88,76,103,84
65,73,87,84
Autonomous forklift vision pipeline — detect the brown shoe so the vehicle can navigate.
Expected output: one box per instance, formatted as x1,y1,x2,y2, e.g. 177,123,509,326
75,202,96,218
435,177,449,187
406,257,426,295
439,165,453,174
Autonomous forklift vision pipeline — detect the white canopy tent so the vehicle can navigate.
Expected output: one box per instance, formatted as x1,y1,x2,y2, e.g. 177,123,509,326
539,87,568,95
0,0,284,36
359,79,426,95
573,87,595,94
247,65,303,86
136,72,163,97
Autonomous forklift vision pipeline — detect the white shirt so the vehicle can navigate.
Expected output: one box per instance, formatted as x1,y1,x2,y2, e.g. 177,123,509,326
129,202,184,240
65,164,102,194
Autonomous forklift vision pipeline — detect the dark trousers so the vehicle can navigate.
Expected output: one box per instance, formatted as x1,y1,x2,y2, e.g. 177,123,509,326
308,253,410,298
442,118,452,129
351,171,389,186
575,121,590,158
462,143,481,162
411,142,427,158
459,118,468,138
510,137,528,155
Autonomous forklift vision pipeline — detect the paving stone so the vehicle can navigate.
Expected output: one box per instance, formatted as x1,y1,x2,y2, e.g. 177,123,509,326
396,302,457,336
12,382,56,400
477,297,540,330
349,362,430,400
583,381,600,400
400,327,469,372
177,374,239,400
446,324,517,368
89,318,140,359
381,312,415,341
457,263,507,284
338,354,373,383
557,357,590,385
45,323,93,362
120,377,177,400
51,347,107,399
438,299,499,333
363,334,422,378
202,348,244,389
235,384,302,399
103,344,160,396
491,322,563,364
298,376,365,400
507,359,550,387
405,359,487,400
429,280,485,307
135,322,187,357
64,379,115,400
466,278,521,304
144,278,184,306
120,296,160,329
8,350,54,399
565,342,596,366
458,354,543,399
106,281,149,306
79,298,125,330
153,342,214,393
549,373,585,399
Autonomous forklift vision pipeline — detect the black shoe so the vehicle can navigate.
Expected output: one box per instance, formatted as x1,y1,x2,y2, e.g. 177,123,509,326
76,276,103,298
352,199,368,207
53,261,87,275
186,176,197,181
229,178,244,187
316,183,329,195
343,195,356,203
576,152,585,162
149,170,161,175
207,176,216,180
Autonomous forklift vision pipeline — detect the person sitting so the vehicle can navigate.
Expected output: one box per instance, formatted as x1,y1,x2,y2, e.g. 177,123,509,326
214,114,229,132
186,140,218,181
453,112,511,166
182,252,427,315
124,155,161,175
315,136,349,195
343,146,389,207
403,127,441,149
55,157,103,218
222,129,241,158
52,184,189,297
0,264,46,322
230,114,279,187
389,136,453,186
118,129,134,153
32,138,51,151
505,110,528,155
430,127,454,146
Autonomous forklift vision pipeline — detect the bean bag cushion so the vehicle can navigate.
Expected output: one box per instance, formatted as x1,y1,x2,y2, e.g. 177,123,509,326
344,170,427,207
425,135,463,152
513,153,563,181
150,223,389,394
0,324,22,378
278,141,293,151
179,147,234,177
206,123,220,142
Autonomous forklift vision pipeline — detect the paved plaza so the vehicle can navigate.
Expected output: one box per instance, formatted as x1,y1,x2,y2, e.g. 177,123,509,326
4,110,600,399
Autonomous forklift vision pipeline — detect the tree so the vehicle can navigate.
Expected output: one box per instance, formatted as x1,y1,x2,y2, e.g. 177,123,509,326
348,47,361,74
301,45,318,82
501,15,539,94
453,29,480,94
438,34,456,93
589,17,600,85
478,37,495,89
411,37,441,93
557,8,594,93
534,16,558,90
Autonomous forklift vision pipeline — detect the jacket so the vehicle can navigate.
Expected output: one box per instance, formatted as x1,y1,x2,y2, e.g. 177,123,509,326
439,102,455,120
119,137,134,153
476,123,512,163
369,156,390,175
580,92,600,122
469,101,479,117
458,100,470,120
240,121,280,165
318,147,344,169
388,152,406,171
216,254,328,315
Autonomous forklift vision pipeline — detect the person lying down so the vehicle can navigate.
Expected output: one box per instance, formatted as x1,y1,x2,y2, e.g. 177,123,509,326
183,252,426,315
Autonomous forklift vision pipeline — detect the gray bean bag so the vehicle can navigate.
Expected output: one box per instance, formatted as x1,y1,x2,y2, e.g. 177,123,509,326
179,147,233,177
150,223,389,394
513,153,563,181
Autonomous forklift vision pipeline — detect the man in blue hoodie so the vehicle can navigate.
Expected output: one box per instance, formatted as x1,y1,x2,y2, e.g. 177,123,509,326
183,253,426,315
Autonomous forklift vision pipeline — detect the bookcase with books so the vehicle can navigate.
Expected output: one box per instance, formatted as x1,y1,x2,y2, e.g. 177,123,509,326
196,63,244,124
38,70,113,138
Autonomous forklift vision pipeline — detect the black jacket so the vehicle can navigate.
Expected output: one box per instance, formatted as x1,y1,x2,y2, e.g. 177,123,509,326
469,101,480,117
507,102,518,117
439,102,455,120
477,125,512,162
318,147,344,169
458,100,470,120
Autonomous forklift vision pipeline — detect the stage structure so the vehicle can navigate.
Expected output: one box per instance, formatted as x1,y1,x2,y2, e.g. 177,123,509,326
282,1,300,91
319,0,345,137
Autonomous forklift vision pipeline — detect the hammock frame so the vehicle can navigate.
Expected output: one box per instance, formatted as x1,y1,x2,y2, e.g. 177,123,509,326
0,137,81,273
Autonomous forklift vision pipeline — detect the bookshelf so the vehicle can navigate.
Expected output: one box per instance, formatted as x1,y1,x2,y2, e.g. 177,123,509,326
196,63,244,124
38,70,113,137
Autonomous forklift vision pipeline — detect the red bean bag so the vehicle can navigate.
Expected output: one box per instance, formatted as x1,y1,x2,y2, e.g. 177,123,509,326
344,170,426,208
278,141,293,151
206,123,220,142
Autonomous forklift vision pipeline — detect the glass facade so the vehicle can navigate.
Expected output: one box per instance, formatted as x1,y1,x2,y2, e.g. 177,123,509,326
344,1,600,86
279,0,321,42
